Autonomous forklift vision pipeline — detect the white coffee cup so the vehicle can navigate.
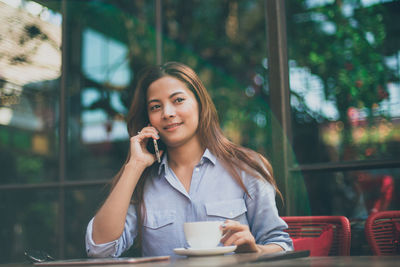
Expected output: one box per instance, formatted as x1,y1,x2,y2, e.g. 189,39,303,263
183,221,223,249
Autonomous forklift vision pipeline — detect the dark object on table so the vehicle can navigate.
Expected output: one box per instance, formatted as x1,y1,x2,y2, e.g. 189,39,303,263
252,250,310,262
24,249,55,263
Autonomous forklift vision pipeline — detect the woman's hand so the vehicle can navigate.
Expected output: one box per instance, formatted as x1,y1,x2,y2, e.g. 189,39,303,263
92,126,163,245
220,220,261,253
127,126,163,167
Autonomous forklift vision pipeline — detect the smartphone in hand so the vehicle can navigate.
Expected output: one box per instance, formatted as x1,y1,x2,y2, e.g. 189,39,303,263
146,138,166,163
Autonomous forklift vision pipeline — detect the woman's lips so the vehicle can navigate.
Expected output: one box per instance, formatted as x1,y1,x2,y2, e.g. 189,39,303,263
164,122,183,131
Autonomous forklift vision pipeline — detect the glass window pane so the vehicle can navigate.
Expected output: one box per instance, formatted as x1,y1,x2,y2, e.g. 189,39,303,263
300,168,400,255
303,169,400,218
64,187,108,259
0,189,58,263
66,0,156,181
162,0,272,154
286,0,400,164
0,0,61,184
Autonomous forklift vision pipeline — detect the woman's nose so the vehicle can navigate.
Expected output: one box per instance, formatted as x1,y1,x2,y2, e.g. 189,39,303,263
162,104,176,118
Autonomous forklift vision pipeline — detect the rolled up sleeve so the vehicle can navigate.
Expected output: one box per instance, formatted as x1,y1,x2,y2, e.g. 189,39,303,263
244,173,293,251
85,205,138,257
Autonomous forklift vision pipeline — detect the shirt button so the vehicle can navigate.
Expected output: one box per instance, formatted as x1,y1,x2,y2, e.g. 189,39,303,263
195,167,200,172
229,211,233,216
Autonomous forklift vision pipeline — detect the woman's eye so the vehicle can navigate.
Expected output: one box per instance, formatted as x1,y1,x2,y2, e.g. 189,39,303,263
149,104,160,111
174,97,185,103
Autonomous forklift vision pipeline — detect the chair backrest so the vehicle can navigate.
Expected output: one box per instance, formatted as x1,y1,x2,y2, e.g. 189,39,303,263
281,216,351,256
365,210,400,255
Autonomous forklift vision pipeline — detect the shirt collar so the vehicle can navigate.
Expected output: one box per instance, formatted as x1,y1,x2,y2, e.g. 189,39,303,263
158,152,168,176
157,148,216,176
202,148,217,165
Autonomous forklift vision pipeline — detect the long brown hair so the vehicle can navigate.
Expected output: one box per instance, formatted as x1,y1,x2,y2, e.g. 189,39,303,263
112,62,282,252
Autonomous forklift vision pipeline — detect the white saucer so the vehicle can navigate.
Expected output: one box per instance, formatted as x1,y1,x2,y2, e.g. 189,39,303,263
173,245,237,256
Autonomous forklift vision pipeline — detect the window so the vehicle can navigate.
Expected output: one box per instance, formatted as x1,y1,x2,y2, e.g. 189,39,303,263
285,0,400,228
2,0,399,262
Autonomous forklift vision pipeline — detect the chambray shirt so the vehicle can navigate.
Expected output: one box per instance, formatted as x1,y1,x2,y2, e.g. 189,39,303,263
85,149,293,257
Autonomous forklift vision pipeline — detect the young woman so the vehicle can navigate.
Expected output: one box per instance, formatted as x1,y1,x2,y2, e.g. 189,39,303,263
85,62,293,257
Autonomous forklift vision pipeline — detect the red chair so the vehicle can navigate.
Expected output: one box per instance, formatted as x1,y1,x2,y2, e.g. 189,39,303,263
365,210,400,255
282,216,351,256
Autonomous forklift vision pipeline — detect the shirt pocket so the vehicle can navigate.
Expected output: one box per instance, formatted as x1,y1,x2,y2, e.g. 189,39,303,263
144,210,176,229
205,198,247,220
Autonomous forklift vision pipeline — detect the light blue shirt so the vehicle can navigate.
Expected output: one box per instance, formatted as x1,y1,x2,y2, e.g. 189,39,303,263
85,149,293,257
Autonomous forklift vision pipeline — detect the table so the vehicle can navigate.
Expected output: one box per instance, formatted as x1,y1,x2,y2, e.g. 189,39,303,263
172,255,400,267
3,254,400,267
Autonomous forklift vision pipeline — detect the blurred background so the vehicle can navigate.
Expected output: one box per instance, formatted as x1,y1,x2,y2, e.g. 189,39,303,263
0,0,399,263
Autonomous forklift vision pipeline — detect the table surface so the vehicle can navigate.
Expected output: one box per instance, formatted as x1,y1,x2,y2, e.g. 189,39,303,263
3,254,400,267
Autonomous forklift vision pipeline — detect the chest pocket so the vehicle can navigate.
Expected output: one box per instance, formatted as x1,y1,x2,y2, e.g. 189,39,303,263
144,210,176,229
205,198,247,220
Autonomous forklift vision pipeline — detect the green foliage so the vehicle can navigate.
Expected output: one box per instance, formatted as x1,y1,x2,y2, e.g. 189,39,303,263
286,0,399,163
287,0,392,120
161,0,272,152
16,155,44,183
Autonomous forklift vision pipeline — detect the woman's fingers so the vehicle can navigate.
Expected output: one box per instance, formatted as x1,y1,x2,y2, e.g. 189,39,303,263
131,127,160,151
222,220,246,232
219,220,258,252
220,220,239,241
221,220,248,236
221,230,247,246
137,126,160,140
128,126,162,166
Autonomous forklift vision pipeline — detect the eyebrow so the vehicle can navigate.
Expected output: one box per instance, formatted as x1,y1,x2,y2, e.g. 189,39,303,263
147,91,185,105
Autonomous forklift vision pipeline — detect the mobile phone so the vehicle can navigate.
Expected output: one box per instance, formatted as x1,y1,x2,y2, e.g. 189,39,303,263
24,249,55,263
146,138,166,163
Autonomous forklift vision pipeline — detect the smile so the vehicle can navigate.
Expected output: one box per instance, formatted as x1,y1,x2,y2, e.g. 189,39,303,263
164,122,183,131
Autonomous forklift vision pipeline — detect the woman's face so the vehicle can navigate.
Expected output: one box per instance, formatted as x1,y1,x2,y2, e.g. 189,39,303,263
146,76,200,148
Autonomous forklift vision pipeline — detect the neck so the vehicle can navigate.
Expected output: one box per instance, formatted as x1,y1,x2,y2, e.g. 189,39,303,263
167,137,205,169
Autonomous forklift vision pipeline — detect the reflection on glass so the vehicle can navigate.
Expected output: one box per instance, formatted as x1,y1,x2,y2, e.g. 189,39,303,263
0,0,61,184
64,187,108,259
162,0,272,155
287,0,400,164
303,168,400,255
81,28,130,144
66,0,156,181
303,169,400,219
0,189,58,263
